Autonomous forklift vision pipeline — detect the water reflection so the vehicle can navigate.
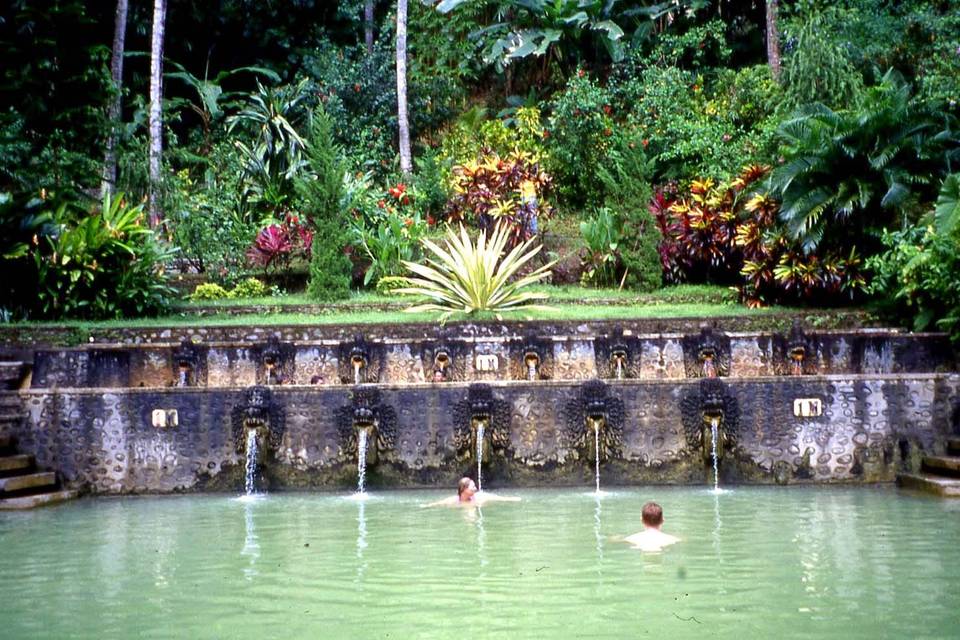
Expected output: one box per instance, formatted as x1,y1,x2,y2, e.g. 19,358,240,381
241,499,260,581
355,500,368,587
472,507,488,570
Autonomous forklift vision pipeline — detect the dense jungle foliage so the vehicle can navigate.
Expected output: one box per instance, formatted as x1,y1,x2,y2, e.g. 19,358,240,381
0,0,958,336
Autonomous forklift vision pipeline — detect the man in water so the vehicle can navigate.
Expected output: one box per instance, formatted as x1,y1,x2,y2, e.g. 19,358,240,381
624,502,680,552
425,477,521,507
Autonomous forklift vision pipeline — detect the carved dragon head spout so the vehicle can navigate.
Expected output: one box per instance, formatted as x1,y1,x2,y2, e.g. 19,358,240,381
563,379,624,464
681,378,739,469
231,385,285,456
453,384,512,463
336,388,397,468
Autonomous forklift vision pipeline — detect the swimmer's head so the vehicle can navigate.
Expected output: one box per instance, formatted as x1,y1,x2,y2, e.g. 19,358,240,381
458,477,477,500
642,502,664,527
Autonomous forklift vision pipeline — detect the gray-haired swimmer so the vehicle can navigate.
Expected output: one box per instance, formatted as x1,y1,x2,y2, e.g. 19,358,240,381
424,477,521,507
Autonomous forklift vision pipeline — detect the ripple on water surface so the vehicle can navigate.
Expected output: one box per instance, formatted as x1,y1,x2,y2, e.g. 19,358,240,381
0,486,959,639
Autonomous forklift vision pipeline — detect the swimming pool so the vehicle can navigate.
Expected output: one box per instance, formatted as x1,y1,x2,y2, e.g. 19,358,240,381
1,486,958,639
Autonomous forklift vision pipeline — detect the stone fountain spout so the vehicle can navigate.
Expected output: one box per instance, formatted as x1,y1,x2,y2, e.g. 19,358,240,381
523,351,540,381
172,338,200,387
610,348,628,380
349,337,369,385
433,349,451,382
787,320,809,376
230,386,285,493
352,402,379,466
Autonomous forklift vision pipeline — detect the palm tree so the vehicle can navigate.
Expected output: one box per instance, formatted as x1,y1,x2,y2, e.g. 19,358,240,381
396,0,412,174
365,0,375,53
766,1,781,82
148,0,167,227
101,0,128,198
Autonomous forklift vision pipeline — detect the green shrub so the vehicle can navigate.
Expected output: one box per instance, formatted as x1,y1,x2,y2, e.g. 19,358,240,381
231,277,267,299
296,105,353,301
31,192,176,319
770,70,954,252
545,71,617,207
190,283,232,301
596,134,661,292
866,175,960,339
782,8,864,110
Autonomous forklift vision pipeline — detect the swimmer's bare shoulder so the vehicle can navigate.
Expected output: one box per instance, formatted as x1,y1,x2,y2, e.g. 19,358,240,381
623,530,680,552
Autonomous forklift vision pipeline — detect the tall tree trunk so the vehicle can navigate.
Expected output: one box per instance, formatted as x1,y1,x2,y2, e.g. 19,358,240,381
148,0,167,227
365,0,374,53
101,0,128,198
396,0,412,175
766,0,782,82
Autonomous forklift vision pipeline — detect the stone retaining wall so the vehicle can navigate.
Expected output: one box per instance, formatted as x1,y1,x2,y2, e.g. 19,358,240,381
4,374,957,493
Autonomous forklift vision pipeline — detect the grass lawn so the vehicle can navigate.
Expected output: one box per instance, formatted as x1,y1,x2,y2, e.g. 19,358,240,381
3,285,864,335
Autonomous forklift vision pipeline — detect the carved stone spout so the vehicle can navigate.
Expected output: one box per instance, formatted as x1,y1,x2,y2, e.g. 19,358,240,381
562,380,624,463
453,384,511,461
172,338,202,387
433,349,451,382
231,386,285,455
681,378,739,466
336,388,397,466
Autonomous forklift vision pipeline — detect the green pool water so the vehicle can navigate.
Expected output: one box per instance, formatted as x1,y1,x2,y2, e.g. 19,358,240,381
1,486,958,639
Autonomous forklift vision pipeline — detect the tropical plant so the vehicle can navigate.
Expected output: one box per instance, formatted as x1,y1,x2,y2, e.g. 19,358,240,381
867,175,960,338
445,149,554,245
246,213,312,272
32,192,176,319
165,61,280,155
354,210,429,292
781,8,864,110
392,223,555,321
770,70,955,251
654,166,865,306
579,207,621,287
228,79,311,212
436,0,628,74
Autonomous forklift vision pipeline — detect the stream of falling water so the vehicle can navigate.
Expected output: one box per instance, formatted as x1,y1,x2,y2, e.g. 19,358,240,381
594,420,601,493
476,420,485,491
710,417,720,492
527,362,537,381
177,370,189,387
615,360,623,380
244,430,259,495
356,429,368,495
353,363,362,385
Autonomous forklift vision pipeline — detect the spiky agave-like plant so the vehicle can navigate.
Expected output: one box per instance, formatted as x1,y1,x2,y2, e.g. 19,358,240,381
392,223,555,321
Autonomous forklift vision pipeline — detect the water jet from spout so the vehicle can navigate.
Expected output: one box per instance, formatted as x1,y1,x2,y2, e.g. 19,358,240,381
244,429,260,495
356,428,368,495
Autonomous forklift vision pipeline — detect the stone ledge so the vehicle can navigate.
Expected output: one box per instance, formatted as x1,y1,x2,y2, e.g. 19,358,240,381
898,473,960,497
0,489,78,510
0,471,55,493
0,454,32,473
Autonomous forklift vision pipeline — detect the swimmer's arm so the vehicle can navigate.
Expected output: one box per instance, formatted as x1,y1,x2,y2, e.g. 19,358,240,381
423,496,458,507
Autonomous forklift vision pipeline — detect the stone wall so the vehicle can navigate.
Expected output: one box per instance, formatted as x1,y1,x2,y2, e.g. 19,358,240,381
4,374,957,494
28,330,956,389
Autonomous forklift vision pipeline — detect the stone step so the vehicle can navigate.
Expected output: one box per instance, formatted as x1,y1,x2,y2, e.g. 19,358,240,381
898,473,960,497
947,437,960,456
0,489,78,510
0,435,12,451
0,454,33,473
0,361,24,388
0,471,55,493
922,456,960,476
0,394,21,409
